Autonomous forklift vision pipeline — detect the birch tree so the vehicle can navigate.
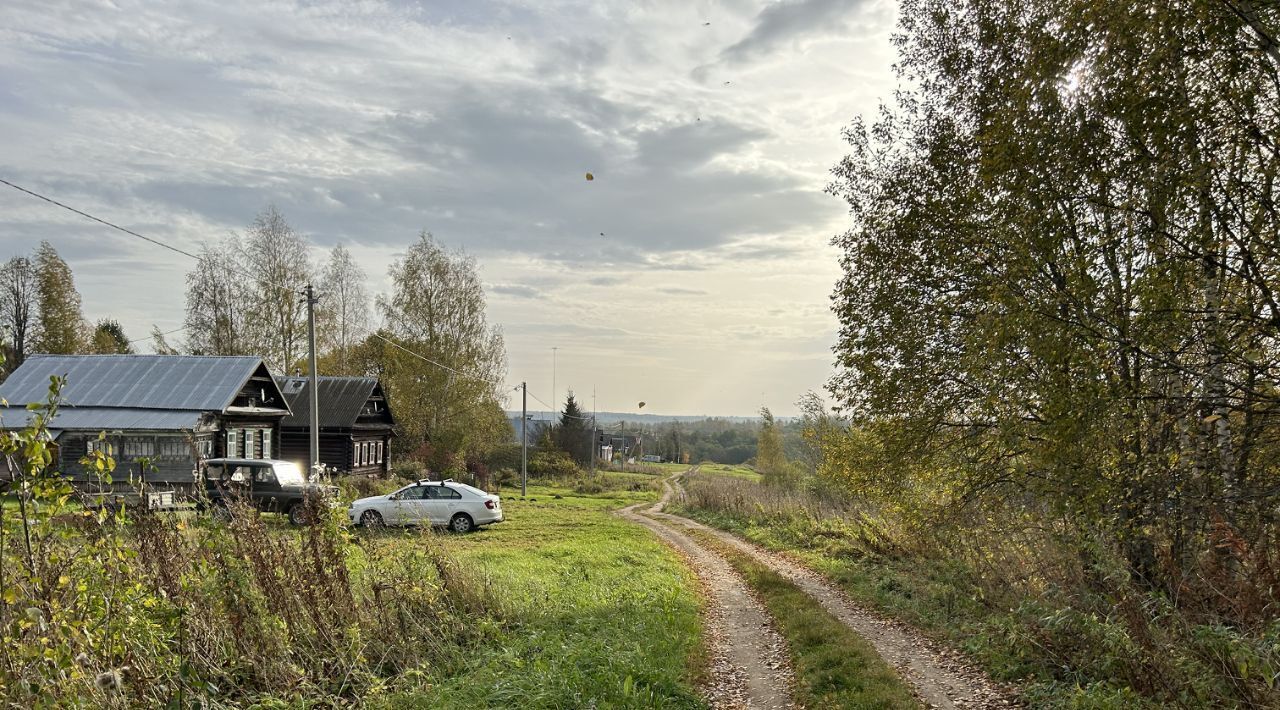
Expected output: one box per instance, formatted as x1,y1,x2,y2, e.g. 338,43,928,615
0,256,36,374
244,206,312,372
317,244,370,375
827,0,1280,587
377,232,509,470
184,237,250,356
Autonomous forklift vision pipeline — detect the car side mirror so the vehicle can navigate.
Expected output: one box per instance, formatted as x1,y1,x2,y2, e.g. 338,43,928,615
388,493,400,501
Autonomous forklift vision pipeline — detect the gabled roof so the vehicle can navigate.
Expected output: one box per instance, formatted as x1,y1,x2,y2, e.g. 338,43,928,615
276,376,391,430
0,354,272,412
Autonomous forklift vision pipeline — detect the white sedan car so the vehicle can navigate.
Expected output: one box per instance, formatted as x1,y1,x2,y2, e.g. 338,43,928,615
349,479,503,533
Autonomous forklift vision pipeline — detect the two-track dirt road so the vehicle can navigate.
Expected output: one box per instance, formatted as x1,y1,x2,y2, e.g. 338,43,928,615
619,469,1018,709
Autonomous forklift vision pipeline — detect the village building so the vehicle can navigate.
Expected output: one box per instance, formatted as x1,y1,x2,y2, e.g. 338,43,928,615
0,354,291,490
274,375,395,475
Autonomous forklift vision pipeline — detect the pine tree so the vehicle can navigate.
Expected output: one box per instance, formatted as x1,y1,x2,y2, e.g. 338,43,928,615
556,391,592,465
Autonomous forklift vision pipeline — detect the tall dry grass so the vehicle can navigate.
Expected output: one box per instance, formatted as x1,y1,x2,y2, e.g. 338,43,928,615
0,490,501,706
678,471,1280,707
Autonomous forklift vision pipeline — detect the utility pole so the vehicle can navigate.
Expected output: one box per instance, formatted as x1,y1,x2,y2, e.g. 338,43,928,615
590,385,597,476
304,284,320,480
521,381,528,497
551,346,558,419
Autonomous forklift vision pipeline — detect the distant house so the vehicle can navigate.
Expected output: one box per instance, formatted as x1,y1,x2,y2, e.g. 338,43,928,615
0,354,291,490
274,376,395,475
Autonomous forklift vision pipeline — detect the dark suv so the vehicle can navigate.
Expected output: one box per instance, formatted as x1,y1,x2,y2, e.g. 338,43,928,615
200,458,336,525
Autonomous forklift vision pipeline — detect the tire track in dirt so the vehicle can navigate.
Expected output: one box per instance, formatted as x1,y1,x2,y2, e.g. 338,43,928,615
618,471,794,709
652,472,1020,710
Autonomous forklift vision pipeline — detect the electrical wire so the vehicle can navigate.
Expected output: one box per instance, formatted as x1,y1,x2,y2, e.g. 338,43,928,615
526,389,594,420
127,324,187,345
2,177,504,388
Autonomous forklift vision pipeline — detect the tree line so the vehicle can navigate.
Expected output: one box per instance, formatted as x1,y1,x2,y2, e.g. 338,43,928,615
1,208,511,474
820,0,1280,610
1,241,134,373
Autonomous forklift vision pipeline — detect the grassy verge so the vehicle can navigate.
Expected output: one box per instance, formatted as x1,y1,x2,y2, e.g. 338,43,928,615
688,528,921,709
375,482,707,709
674,475,1280,709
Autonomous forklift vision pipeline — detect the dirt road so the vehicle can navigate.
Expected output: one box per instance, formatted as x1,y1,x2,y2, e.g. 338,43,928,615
619,493,794,709
624,470,1018,709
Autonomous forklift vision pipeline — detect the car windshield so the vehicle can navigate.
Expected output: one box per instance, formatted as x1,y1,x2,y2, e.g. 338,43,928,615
273,462,306,485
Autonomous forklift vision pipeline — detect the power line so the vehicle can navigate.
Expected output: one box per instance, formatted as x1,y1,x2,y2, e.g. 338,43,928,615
3,177,519,391
1,178,204,262
0,176,535,396
128,324,187,345
526,389,593,420
1,177,301,298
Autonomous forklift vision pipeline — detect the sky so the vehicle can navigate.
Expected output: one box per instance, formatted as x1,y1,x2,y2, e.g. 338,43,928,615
0,0,898,417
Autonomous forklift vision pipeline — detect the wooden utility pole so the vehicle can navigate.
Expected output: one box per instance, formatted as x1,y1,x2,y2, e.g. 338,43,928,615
521,382,528,497
305,284,320,478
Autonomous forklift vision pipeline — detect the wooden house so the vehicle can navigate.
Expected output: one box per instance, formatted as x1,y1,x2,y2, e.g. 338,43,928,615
0,354,291,491
274,376,395,475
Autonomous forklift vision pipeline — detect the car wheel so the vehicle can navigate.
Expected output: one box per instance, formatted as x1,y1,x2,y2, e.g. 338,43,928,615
360,510,385,529
449,513,474,533
287,503,308,526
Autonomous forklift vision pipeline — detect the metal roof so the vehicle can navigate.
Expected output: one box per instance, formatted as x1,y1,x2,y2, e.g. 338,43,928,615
0,355,266,412
276,376,379,429
0,406,202,432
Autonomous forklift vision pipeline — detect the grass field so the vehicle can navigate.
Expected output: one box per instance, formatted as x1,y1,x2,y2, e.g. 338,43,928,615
694,463,761,481
373,481,709,709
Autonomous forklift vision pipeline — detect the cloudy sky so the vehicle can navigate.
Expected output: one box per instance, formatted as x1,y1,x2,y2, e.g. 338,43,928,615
0,0,897,417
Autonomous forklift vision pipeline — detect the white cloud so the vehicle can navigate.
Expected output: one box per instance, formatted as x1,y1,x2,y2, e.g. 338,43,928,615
0,0,897,415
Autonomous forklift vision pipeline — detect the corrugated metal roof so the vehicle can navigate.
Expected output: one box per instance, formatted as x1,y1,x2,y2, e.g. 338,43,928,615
276,376,377,429
0,406,202,432
0,355,264,411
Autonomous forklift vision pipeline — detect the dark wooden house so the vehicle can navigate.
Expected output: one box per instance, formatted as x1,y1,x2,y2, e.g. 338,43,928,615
274,376,395,475
0,354,291,491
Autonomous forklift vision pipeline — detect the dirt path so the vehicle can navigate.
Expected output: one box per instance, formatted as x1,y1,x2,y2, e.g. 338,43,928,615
651,473,1019,710
619,484,794,709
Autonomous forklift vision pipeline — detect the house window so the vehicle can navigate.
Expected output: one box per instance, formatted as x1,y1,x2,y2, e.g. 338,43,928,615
122,438,155,459
359,442,367,466
376,441,383,464
262,430,272,459
158,438,188,459
87,439,112,456
197,439,212,458
226,430,238,457
246,429,258,458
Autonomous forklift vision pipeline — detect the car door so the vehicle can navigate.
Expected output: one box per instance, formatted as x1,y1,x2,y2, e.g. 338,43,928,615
424,484,463,524
249,465,280,511
391,485,431,526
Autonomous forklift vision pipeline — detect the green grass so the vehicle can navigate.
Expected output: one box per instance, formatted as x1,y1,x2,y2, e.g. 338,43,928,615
373,482,708,709
689,529,920,710
695,463,761,481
